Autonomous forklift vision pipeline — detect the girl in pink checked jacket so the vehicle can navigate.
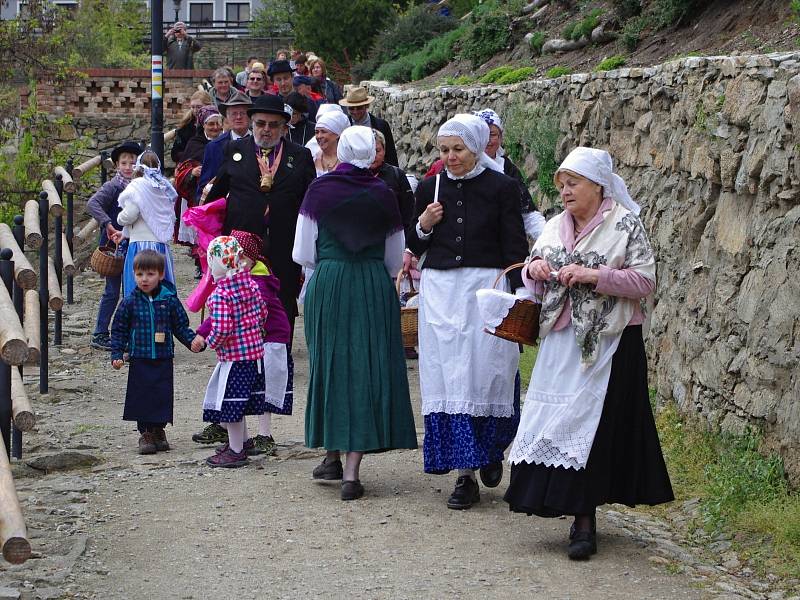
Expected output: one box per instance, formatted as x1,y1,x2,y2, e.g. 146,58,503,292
192,235,268,468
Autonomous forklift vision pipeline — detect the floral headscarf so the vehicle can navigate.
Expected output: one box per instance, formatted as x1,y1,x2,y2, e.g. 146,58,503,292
207,235,244,282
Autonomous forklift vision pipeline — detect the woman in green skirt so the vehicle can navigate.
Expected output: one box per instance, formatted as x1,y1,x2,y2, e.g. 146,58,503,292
292,125,418,501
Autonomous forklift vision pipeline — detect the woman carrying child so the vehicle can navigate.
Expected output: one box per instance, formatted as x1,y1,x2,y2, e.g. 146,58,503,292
194,236,269,468
117,150,178,296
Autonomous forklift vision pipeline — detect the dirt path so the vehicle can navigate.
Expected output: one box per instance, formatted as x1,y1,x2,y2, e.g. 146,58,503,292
3,252,719,599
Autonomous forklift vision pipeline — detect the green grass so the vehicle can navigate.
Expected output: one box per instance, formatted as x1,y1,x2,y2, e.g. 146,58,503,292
546,66,572,78
528,31,546,54
595,55,627,71
518,344,538,383
495,66,535,85
479,66,516,84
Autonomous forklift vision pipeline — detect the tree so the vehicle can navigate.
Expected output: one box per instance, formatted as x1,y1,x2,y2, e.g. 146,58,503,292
292,0,395,66
250,0,295,36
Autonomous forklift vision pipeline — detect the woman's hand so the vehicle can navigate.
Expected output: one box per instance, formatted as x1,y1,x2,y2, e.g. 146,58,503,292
111,359,124,370
557,264,599,288
527,258,553,281
191,166,202,177
419,201,443,233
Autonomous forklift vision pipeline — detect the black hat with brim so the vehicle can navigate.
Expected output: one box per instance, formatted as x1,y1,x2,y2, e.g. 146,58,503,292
267,59,294,77
111,140,143,163
247,94,291,121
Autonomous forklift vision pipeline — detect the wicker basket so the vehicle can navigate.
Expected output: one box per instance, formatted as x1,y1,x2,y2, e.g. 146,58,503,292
90,241,124,277
485,262,540,346
396,270,418,348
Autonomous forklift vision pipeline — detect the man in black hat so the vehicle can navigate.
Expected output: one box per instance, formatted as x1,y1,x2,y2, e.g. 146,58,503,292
207,94,315,332
267,59,295,100
196,91,252,195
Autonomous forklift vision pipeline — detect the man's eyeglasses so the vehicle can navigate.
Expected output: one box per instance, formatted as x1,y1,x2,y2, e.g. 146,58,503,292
248,77,264,82
253,119,285,129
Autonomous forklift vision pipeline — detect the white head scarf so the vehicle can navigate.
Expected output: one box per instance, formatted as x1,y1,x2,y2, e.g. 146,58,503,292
336,126,375,169
556,147,641,215
474,108,505,169
134,152,174,191
437,114,503,179
315,110,350,136
316,103,342,118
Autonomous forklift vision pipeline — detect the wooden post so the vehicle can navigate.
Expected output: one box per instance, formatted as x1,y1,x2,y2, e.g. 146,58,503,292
76,218,99,243
47,258,63,312
23,291,40,366
23,200,42,249
53,166,76,193
41,180,64,218
72,155,101,178
0,436,31,564
0,272,28,366
165,128,177,142
0,224,37,290
10,370,33,432
61,233,75,277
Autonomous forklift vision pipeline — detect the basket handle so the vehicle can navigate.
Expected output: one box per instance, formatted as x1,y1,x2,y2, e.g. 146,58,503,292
396,269,416,294
492,262,526,290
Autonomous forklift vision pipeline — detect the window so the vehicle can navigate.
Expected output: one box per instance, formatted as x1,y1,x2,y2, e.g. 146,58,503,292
189,2,213,23
225,2,249,22
53,1,78,13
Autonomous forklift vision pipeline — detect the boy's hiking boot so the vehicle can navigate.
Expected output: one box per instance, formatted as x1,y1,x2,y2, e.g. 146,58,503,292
248,435,277,456
153,428,170,452
91,333,113,351
192,423,228,444
206,447,249,468
138,432,157,455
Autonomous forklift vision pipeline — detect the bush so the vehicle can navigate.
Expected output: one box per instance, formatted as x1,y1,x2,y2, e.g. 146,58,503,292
504,102,560,200
460,1,511,67
562,21,578,40
572,8,603,40
595,54,626,71
373,24,467,83
353,4,457,81
546,65,572,78
479,66,515,84
528,31,546,54
612,0,642,20
496,66,534,85
621,14,650,50
373,54,416,83
652,0,705,28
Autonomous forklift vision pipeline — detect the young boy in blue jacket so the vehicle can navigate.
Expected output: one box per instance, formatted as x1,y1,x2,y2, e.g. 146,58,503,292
111,250,201,454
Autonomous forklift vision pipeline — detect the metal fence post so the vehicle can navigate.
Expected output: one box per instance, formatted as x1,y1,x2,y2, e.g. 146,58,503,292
65,159,74,305
53,176,63,346
11,216,24,460
0,248,13,458
38,191,48,395
100,150,109,185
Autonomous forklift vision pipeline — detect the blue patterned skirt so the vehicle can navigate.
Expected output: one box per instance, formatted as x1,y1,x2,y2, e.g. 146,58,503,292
423,372,521,474
203,360,268,423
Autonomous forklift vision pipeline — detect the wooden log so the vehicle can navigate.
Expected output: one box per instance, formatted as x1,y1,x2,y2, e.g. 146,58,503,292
76,218,99,243
24,289,40,366
11,369,35,432
41,179,64,217
0,282,28,365
53,166,76,193
47,257,63,311
23,200,42,249
165,128,177,142
0,436,31,564
72,155,101,178
0,223,37,290
61,233,75,276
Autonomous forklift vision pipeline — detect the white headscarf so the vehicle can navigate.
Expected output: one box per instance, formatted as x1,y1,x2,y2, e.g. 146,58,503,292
474,108,505,170
315,110,350,136
118,152,177,244
134,152,175,192
316,103,342,118
336,126,375,169
437,114,503,179
556,147,641,215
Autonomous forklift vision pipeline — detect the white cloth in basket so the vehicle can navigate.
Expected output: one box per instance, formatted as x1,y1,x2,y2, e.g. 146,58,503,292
476,288,535,333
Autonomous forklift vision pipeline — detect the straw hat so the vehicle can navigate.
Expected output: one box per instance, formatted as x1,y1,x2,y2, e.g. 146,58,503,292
339,86,375,107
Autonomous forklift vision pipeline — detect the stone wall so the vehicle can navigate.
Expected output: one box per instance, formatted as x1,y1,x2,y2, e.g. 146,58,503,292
367,53,800,480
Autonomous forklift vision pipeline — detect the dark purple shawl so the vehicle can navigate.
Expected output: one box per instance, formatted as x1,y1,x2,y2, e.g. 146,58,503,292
299,162,402,253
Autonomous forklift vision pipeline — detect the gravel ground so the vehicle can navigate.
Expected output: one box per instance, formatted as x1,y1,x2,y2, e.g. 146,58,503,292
0,252,762,600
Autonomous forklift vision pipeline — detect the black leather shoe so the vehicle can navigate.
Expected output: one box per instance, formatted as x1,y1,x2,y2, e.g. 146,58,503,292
341,479,365,501
312,458,343,480
479,461,503,488
447,475,480,510
568,515,597,560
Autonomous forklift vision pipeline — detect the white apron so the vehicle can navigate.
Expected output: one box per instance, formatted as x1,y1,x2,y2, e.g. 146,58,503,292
419,267,519,418
258,342,289,410
508,325,622,470
177,198,198,244
202,361,235,411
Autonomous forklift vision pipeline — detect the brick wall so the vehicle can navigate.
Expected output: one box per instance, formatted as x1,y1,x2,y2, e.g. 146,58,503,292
36,69,214,121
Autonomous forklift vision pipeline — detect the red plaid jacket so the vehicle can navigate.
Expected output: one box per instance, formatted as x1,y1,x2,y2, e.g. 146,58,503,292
205,271,267,361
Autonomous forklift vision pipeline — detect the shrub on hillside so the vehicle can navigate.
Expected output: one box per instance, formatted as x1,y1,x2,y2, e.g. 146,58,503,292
353,5,457,82
595,55,626,71
612,0,642,20
546,66,572,78
496,66,535,85
528,31,546,54
460,1,511,67
373,25,467,83
479,66,515,84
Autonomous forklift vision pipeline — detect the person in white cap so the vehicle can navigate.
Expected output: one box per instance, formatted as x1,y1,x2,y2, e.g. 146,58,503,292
504,146,672,560
407,114,528,511
311,110,350,176
293,126,417,501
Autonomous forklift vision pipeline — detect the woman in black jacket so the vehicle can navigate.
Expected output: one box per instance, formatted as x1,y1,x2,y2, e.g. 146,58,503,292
370,129,415,229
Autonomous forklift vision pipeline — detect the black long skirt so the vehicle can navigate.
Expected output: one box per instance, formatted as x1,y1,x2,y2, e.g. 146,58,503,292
504,326,674,517
123,358,174,425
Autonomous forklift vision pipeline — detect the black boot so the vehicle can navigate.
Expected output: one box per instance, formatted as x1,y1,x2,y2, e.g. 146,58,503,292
447,475,480,510
567,513,597,560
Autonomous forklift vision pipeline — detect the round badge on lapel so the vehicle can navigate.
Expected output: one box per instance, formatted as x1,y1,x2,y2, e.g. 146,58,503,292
233,152,242,162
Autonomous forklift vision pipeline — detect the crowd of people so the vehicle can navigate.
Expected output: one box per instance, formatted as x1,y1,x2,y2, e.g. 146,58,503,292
85,38,674,560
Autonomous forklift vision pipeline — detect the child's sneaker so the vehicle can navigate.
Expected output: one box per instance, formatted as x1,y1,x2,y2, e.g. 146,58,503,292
248,435,277,456
138,432,157,455
91,333,112,351
153,428,170,451
215,438,255,455
206,447,249,468
192,423,228,444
